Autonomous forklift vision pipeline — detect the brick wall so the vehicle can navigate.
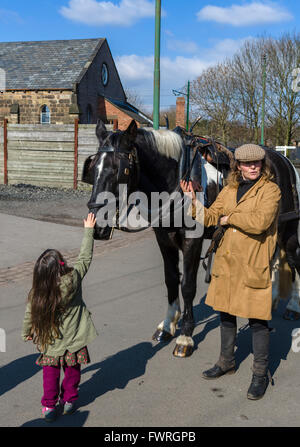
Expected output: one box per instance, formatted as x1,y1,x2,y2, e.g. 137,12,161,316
98,97,141,130
0,90,78,125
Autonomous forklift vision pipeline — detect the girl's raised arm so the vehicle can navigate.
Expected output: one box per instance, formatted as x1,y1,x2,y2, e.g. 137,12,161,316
74,213,96,279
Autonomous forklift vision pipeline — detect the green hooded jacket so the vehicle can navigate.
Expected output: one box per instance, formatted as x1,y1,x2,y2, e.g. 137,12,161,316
22,228,98,356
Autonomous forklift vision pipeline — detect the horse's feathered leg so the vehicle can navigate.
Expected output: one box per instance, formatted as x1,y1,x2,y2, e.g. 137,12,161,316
173,238,203,357
152,229,181,342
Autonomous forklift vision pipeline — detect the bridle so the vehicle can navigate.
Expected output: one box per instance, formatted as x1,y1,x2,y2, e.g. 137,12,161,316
83,143,144,236
86,144,140,213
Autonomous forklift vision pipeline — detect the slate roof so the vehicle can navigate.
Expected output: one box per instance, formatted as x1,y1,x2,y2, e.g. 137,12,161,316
0,38,104,90
106,98,153,126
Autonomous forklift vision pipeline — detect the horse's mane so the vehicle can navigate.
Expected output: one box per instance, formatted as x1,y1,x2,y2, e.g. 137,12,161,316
139,128,183,161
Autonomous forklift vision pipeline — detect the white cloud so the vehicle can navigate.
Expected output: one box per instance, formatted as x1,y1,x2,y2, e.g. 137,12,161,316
60,0,155,26
161,56,210,82
116,54,210,88
116,54,210,109
197,1,293,26
116,37,250,109
166,39,199,54
203,37,252,61
165,29,175,37
0,8,23,24
116,54,154,81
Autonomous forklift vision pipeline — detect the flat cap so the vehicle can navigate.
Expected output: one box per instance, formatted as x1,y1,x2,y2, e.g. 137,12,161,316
235,144,265,162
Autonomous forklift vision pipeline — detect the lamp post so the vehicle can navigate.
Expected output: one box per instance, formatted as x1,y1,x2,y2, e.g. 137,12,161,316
261,53,267,146
172,80,190,131
153,0,161,130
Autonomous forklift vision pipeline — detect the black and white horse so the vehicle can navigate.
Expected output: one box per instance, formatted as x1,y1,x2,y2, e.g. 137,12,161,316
82,119,300,356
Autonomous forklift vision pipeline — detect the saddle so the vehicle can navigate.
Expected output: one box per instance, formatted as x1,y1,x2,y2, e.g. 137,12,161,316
176,130,234,187
196,137,234,168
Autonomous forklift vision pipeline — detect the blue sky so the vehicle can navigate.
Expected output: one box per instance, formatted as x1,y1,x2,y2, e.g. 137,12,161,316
0,0,299,111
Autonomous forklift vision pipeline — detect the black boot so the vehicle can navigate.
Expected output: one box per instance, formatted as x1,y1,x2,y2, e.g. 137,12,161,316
202,324,236,379
247,323,270,400
202,363,235,379
247,373,269,400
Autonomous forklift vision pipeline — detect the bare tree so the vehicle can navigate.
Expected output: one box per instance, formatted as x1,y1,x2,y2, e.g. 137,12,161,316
265,33,300,146
124,88,144,110
189,33,299,147
231,39,270,144
160,106,176,129
190,61,238,145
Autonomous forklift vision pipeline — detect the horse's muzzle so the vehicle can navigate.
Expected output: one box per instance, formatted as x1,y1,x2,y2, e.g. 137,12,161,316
93,224,113,240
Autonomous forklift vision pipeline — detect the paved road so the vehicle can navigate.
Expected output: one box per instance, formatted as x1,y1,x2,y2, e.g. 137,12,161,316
1,212,300,428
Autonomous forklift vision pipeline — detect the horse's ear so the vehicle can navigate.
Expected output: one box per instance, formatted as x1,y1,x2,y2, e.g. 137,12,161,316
122,120,137,146
96,119,108,144
125,120,137,142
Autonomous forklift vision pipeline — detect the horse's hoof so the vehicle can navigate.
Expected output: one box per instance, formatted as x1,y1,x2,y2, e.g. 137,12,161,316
173,343,193,358
152,329,173,342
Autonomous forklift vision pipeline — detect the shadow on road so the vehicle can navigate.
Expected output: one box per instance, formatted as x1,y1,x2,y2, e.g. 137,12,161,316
0,353,40,397
21,410,90,427
233,299,298,378
269,299,299,377
79,338,171,408
6,297,298,427
191,294,220,351
20,340,171,426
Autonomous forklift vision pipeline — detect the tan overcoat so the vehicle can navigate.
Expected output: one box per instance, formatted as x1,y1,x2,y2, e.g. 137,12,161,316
189,176,281,320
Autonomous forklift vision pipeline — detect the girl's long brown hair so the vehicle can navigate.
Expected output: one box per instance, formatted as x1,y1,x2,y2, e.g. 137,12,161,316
28,249,73,351
226,155,274,188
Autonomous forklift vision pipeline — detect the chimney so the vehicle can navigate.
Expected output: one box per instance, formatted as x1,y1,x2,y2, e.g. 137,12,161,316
175,97,185,128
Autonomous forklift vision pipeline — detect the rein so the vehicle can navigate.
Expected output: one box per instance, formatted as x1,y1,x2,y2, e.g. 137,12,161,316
201,219,227,283
87,144,145,235
87,144,140,212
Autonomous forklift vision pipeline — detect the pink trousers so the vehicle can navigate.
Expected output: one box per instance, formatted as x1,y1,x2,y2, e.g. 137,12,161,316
41,364,81,408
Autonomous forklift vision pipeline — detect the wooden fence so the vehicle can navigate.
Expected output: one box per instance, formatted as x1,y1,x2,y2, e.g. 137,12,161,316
0,121,113,189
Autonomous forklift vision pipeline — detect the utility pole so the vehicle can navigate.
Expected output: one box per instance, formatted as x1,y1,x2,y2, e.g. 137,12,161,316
186,80,190,131
153,0,161,130
261,53,267,146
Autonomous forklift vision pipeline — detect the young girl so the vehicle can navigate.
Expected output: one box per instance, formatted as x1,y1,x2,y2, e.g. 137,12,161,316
22,213,98,422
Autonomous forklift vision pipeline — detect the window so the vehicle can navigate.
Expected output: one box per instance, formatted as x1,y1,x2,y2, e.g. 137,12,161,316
40,105,50,124
101,63,109,86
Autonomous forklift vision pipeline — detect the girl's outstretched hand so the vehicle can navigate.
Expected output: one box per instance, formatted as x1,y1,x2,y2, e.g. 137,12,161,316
84,213,97,228
180,180,196,203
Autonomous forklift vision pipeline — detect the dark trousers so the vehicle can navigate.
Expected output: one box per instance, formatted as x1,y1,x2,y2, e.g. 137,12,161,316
219,312,269,376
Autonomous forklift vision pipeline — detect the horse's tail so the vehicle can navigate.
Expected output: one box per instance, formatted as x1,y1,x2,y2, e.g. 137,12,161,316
279,248,293,299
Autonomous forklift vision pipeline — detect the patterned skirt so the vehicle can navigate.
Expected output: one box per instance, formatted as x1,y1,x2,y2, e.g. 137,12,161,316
36,346,90,367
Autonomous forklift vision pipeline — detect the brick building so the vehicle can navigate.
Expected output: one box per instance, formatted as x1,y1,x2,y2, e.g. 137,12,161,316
0,38,152,129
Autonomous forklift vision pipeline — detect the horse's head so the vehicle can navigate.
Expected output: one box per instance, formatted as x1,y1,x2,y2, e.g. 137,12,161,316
82,120,139,240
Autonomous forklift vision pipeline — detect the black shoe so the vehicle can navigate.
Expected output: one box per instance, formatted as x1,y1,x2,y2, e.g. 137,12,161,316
247,374,269,400
202,364,235,380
